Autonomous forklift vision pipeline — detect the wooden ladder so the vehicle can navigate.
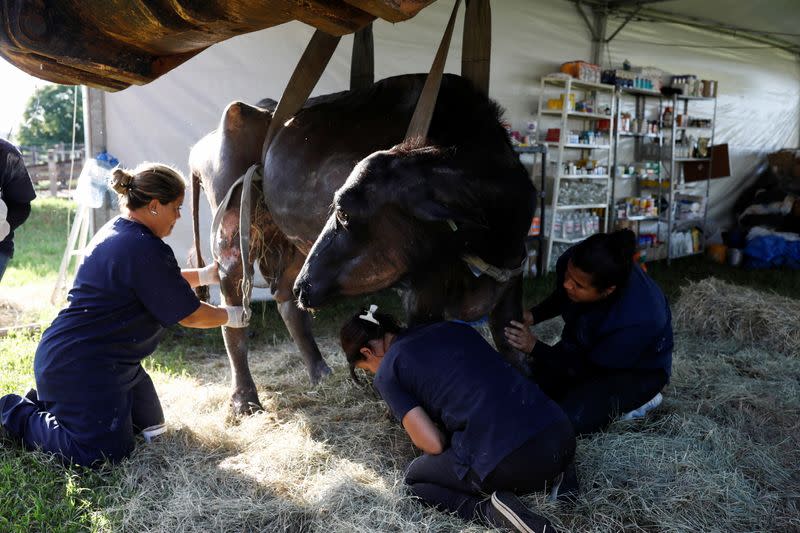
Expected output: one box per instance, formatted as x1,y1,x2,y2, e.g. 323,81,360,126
51,205,94,304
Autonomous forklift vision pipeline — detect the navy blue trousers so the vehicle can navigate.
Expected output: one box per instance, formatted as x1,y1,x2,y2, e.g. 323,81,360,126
0,371,163,466
404,418,575,521
532,358,668,436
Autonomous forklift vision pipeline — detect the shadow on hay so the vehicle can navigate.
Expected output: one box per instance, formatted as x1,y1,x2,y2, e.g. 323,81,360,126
117,425,321,532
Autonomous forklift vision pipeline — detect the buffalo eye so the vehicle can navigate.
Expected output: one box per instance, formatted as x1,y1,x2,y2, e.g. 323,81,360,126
336,209,349,227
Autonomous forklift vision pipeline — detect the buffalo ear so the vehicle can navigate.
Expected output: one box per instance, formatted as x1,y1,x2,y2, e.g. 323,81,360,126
387,155,487,234
404,194,488,234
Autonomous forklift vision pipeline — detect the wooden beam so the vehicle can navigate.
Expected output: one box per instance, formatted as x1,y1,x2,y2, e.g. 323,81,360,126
350,23,374,90
344,0,438,23
461,0,491,95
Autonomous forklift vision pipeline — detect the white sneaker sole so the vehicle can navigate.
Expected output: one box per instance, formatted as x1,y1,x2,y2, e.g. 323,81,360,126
621,392,663,421
141,423,167,443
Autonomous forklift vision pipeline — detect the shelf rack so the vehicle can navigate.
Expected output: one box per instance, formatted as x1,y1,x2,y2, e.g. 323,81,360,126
664,92,718,262
536,76,616,271
611,86,668,262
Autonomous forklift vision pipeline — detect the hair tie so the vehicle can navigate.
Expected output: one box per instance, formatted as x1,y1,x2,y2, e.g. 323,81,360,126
359,304,379,325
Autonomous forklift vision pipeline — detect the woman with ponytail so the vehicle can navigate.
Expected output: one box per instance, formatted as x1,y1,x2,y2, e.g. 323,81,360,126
340,306,576,533
0,163,248,466
505,229,673,435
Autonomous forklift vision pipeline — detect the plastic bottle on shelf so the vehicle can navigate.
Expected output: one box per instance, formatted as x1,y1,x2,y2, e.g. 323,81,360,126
526,248,538,277
565,214,575,239
553,212,562,239
582,212,592,237
662,106,673,127
526,119,538,145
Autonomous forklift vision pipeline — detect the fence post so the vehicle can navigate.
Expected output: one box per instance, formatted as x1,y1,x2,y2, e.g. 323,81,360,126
48,149,58,197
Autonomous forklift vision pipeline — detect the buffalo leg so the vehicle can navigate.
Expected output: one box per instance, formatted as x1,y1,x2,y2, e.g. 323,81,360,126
217,209,263,416
489,275,533,378
219,275,263,415
277,301,332,384
269,252,332,384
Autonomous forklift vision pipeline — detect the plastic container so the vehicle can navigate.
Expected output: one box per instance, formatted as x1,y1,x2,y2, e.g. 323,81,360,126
727,248,743,267
707,243,727,264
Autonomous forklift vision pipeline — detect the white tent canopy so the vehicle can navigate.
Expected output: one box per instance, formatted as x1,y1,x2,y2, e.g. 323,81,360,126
99,0,799,295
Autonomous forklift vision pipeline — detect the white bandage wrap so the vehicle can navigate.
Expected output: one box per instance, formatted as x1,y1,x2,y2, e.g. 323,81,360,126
224,305,249,328
197,263,218,286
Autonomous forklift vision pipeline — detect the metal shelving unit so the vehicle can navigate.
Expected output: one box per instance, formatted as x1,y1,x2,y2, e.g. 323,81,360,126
611,86,668,262
515,144,548,277
664,93,718,262
536,76,616,271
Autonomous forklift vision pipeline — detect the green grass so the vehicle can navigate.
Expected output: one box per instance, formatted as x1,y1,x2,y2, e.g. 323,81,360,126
0,448,116,533
3,197,74,287
0,332,120,532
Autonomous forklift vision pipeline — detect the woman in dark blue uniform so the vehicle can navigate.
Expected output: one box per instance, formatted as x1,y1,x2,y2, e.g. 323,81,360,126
0,163,249,466
505,229,673,435
341,306,576,533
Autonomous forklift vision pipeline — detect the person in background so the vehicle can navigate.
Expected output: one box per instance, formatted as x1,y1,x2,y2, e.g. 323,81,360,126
341,306,576,533
0,138,37,283
505,229,673,435
0,163,249,466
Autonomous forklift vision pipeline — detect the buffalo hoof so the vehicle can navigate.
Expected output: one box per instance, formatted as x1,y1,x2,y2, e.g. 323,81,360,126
230,388,263,417
308,360,333,385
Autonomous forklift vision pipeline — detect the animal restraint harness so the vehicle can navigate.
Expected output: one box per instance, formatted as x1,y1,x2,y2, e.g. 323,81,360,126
208,0,518,319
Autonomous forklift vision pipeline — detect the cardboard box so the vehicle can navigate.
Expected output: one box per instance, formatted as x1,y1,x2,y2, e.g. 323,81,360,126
684,144,730,182
768,149,800,177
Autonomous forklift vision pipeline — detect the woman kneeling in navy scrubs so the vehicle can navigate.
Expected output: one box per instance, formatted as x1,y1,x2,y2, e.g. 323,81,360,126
341,306,576,533
0,163,249,466
505,229,673,436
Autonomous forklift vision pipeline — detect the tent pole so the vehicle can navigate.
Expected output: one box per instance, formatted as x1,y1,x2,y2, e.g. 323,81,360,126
590,7,608,65
575,1,607,65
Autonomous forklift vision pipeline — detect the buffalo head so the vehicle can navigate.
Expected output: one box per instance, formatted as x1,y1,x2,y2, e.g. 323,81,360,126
293,141,495,310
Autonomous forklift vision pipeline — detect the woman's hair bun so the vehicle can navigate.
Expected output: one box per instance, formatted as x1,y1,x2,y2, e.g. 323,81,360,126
110,168,135,195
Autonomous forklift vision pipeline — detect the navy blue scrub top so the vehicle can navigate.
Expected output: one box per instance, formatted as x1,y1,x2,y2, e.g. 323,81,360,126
531,247,673,379
373,321,568,481
35,216,200,402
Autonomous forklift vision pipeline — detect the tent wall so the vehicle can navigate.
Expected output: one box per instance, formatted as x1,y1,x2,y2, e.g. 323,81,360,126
103,0,800,292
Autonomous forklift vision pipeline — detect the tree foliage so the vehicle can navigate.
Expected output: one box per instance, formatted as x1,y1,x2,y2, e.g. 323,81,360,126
15,85,83,147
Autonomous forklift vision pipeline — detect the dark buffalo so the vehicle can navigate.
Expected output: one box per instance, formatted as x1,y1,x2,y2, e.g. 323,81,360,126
190,74,534,415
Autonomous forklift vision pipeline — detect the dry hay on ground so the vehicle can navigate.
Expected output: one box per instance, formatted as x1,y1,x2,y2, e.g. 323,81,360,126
84,313,800,533
0,300,20,328
675,277,800,358
0,282,54,331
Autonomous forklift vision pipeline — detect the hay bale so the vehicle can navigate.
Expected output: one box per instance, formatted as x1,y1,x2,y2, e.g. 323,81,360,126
674,277,800,357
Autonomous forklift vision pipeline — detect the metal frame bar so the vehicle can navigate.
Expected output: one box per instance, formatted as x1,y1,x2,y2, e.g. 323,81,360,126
569,0,800,56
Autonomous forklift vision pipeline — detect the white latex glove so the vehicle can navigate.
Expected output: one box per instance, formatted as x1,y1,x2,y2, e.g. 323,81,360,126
223,305,249,328
197,262,220,286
